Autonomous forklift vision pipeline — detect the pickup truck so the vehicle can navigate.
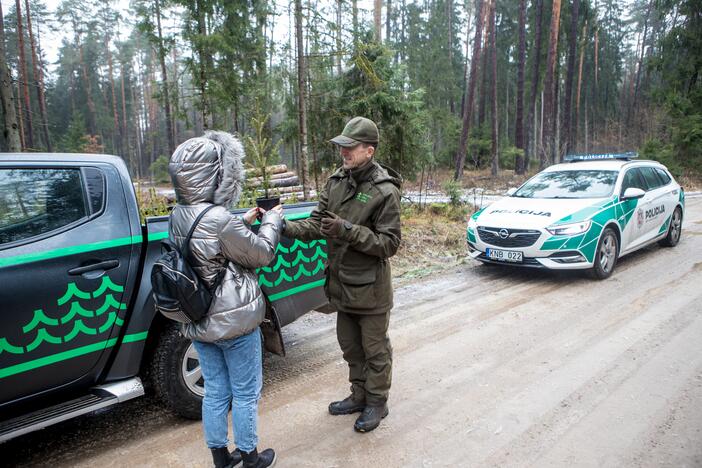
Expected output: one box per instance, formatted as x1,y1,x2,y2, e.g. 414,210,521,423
0,153,328,442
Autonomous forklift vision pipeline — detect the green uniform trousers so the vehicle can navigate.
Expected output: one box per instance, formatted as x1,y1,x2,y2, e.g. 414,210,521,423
336,311,393,406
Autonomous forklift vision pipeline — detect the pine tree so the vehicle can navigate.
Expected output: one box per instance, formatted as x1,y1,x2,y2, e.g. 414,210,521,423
539,0,562,167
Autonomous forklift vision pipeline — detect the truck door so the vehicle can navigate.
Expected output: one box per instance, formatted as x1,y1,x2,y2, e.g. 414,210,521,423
0,164,134,406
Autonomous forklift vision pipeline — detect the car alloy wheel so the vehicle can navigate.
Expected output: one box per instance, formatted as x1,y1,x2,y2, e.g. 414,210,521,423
670,208,682,244
181,342,205,397
598,231,617,273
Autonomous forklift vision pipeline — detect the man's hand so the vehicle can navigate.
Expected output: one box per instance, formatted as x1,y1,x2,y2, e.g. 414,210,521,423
321,210,350,238
269,204,284,216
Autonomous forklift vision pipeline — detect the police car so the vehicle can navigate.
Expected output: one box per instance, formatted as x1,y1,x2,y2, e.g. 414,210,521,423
466,153,685,279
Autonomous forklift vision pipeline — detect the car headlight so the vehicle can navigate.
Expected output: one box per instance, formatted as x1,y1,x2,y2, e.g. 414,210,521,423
546,220,591,236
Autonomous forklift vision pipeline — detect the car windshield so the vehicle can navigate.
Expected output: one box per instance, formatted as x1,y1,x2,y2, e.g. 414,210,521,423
513,170,619,199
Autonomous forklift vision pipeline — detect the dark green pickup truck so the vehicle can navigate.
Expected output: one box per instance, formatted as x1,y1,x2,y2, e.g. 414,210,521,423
0,154,328,442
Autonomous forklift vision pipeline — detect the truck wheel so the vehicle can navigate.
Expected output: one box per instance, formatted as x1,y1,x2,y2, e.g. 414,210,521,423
589,227,618,280
149,322,203,420
658,206,682,247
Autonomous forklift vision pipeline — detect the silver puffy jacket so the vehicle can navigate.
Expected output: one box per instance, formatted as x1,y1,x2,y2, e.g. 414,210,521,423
167,131,283,343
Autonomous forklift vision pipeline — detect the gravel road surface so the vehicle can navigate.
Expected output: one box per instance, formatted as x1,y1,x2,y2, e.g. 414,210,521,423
4,199,702,468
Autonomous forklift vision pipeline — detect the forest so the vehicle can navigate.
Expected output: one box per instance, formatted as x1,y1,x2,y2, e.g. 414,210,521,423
0,0,700,194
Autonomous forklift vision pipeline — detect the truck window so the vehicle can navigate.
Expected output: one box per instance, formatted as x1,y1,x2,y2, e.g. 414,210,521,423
82,167,106,215
0,168,89,245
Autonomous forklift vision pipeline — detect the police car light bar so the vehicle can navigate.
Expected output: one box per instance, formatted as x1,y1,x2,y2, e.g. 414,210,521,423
565,152,639,162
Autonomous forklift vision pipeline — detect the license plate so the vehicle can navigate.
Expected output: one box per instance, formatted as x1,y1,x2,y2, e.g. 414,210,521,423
486,248,523,263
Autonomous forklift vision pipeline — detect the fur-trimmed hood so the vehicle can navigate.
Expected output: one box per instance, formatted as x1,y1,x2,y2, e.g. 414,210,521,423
168,131,245,207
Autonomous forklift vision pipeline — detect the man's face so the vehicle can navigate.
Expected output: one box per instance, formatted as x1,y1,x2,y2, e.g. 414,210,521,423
340,143,374,170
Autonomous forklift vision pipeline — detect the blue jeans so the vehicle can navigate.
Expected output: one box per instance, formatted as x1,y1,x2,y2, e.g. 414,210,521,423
192,328,263,453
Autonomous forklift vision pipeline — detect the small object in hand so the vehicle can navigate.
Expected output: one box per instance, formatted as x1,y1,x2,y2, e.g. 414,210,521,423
256,207,264,220
243,207,260,225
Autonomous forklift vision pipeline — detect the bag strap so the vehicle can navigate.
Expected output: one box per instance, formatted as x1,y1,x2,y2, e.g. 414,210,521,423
181,204,229,292
181,204,218,261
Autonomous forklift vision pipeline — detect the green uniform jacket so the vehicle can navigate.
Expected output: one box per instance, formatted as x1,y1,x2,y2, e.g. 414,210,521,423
285,160,402,315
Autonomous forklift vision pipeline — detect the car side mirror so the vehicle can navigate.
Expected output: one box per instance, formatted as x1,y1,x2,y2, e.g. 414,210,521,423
621,187,645,200
506,187,517,196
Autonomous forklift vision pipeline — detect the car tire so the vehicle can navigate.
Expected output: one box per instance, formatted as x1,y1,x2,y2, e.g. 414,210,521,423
589,227,619,280
658,206,682,247
148,322,203,420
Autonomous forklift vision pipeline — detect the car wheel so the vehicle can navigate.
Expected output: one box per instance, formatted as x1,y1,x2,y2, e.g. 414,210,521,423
589,227,619,280
149,321,203,420
658,206,682,247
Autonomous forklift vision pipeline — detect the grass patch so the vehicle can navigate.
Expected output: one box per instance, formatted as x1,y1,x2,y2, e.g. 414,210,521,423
391,203,471,284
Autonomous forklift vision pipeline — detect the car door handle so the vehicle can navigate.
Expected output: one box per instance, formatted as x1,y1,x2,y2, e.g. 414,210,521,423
68,260,120,276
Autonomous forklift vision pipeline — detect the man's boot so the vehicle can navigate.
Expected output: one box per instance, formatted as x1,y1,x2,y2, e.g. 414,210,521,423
328,395,365,415
210,447,242,468
353,404,389,432
241,447,277,468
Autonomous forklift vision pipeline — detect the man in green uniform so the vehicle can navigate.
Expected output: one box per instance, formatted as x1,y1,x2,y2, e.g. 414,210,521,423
284,116,402,432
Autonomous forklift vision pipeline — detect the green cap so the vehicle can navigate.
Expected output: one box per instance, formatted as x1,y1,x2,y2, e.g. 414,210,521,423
330,117,379,147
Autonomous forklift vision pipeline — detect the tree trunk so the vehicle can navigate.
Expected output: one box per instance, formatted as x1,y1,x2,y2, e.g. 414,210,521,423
594,25,599,86
478,17,489,129
172,43,180,142
386,0,392,45
155,0,175,155
78,41,97,135
104,31,121,156
562,0,579,157
24,0,51,151
336,0,343,75
554,66,561,161
505,73,509,148
448,0,455,114
459,6,473,118
374,0,382,42
196,0,210,128
630,0,653,127
539,0,561,168
0,2,21,151
16,79,25,149
584,100,588,153
352,0,358,39
120,59,130,164
574,21,587,150
400,0,406,62
514,0,526,173
15,0,33,149
488,0,498,176
131,85,143,179
295,0,310,199
525,0,544,171
453,0,485,180
147,50,158,165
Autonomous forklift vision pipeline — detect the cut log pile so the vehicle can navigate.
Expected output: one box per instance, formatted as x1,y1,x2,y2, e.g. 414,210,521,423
246,164,307,201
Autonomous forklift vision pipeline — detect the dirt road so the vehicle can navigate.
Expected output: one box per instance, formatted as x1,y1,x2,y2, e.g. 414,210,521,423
5,198,702,467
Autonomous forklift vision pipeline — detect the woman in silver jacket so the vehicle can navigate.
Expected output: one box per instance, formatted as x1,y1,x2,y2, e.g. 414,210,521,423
168,131,281,468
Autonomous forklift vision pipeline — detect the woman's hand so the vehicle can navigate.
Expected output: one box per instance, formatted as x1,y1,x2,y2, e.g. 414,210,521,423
243,207,261,224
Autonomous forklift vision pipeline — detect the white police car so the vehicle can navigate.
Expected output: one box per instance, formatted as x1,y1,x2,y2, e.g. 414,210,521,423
466,153,685,279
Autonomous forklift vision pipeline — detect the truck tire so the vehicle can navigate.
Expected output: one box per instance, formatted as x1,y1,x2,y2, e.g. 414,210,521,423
149,322,203,420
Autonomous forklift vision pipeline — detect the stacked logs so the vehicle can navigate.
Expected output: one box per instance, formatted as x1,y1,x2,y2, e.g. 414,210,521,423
246,164,307,201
